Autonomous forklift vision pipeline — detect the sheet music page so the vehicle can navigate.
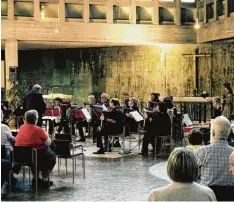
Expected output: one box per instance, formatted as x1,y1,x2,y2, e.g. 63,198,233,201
130,111,144,122
81,108,92,121
102,104,108,112
183,114,193,126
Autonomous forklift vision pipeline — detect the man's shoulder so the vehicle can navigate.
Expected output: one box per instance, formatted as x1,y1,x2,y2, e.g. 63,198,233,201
1,123,10,131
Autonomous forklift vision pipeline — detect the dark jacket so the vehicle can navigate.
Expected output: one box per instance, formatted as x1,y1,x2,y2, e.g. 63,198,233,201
147,112,171,137
104,107,124,135
23,91,46,116
125,105,139,132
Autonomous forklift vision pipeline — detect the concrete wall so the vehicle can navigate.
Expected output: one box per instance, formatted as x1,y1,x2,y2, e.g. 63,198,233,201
16,41,234,104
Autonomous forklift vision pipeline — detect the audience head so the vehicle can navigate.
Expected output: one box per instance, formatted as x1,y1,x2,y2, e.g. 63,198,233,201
24,110,38,125
128,97,138,107
32,84,42,93
230,151,234,175
110,98,120,108
211,116,231,141
188,130,203,146
167,147,198,183
213,97,221,108
101,93,108,104
88,95,96,105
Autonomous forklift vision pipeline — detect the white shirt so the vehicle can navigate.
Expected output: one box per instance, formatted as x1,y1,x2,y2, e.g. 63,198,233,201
1,123,14,151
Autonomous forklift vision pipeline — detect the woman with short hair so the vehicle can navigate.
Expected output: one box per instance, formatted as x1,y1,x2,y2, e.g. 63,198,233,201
15,110,56,188
148,148,216,201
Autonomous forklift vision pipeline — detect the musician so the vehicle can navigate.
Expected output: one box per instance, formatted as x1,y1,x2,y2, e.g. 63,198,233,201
213,97,222,119
125,97,139,135
23,84,46,127
122,93,130,108
98,93,110,108
48,97,70,135
147,92,160,110
141,102,171,156
93,98,124,154
222,81,234,119
76,95,99,142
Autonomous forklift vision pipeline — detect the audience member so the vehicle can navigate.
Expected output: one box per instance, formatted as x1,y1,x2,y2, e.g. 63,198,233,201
186,129,203,152
195,116,234,200
15,110,56,188
148,148,216,201
1,110,15,158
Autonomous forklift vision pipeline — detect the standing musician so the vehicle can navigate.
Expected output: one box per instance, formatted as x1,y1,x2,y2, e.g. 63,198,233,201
122,93,130,109
222,81,234,119
93,98,124,154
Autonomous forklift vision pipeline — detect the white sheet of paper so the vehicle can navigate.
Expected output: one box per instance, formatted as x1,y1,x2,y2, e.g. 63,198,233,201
183,114,193,126
102,104,108,112
130,111,144,122
81,108,92,121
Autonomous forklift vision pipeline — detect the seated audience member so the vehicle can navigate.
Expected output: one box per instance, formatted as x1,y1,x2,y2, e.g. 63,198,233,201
212,97,222,119
195,116,234,201
148,147,216,201
186,129,203,152
1,110,15,158
15,110,56,188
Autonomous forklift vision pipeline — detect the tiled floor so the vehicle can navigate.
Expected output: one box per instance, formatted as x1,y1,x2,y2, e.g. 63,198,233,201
2,138,170,201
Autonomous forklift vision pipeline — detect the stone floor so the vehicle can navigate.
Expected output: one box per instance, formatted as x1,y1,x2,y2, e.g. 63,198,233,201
1,137,170,201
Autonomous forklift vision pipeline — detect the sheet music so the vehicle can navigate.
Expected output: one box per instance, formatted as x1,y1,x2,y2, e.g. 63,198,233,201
183,114,193,126
130,111,144,122
42,116,59,121
102,104,108,112
81,108,92,121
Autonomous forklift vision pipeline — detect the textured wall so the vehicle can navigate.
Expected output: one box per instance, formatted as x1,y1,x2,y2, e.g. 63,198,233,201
18,45,197,103
17,41,234,104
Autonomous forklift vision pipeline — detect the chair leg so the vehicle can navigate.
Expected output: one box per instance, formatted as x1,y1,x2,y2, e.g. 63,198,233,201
82,154,85,179
8,170,12,192
155,137,157,156
58,157,60,176
72,157,74,183
75,156,77,171
23,166,25,186
65,158,67,177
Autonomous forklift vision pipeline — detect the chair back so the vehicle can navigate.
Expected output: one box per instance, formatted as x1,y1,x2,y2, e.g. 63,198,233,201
55,133,72,142
1,145,7,159
53,140,71,157
13,146,34,164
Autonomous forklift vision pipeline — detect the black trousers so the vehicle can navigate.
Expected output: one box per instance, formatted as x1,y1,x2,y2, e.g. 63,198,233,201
1,159,11,187
96,127,109,150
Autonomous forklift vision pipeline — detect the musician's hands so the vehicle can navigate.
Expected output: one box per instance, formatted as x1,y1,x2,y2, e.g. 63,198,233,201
100,114,105,121
144,112,148,119
126,113,132,117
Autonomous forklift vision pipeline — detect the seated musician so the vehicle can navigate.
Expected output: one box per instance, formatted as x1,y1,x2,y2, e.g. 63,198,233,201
93,98,124,154
98,93,110,108
122,93,130,109
77,95,99,142
125,97,139,135
213,96,222,118
147,92,160,110
48,97,70,135
141,102,171,156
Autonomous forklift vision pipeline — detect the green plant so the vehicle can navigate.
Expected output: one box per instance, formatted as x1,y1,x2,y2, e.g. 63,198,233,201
6,81,24,111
